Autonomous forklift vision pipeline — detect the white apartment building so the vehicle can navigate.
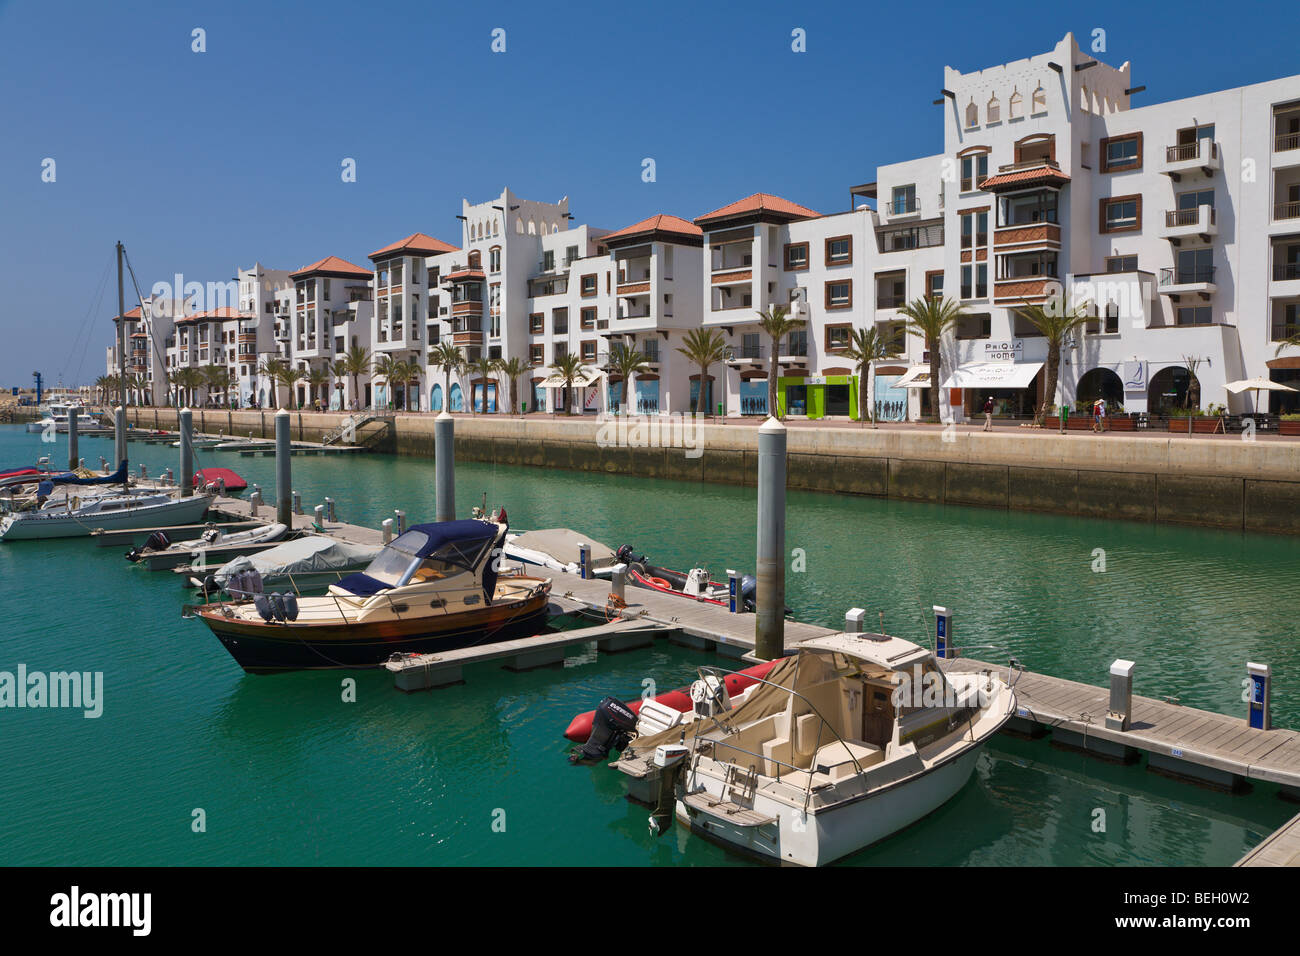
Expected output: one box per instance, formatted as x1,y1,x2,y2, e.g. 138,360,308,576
107,294,191,405
285,256,373,409
234,264,292,407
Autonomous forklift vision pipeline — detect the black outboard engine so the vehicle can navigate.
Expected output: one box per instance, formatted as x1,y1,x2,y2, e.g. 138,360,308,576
739,574,758,612
126,530,170,562
615,545,648,571
569,696,637,764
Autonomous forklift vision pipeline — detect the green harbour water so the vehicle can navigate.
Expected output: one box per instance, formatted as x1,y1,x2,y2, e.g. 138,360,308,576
0,423,1297,866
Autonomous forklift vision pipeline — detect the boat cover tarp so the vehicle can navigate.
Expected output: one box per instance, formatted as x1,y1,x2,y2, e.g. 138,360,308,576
48,461,128,486
214,535,382,585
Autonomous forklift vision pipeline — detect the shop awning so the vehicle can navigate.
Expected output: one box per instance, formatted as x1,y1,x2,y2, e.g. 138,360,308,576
940,361,1044,390
540,367,604,389
891,365,932,389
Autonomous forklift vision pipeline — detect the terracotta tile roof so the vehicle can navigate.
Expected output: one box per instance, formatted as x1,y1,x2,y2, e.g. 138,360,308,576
446,268,485,281
175,307,255,324
369,232,459,260
978,166,1071,191
694,193,820,225
603,213,703,243
290,255,372,279
112,306,143,322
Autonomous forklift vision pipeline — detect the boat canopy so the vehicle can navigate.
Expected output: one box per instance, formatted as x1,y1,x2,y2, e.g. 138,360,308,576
214,536,382,586
335,520,503,598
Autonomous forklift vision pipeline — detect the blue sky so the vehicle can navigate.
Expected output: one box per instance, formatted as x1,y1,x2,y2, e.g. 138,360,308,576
0,0,1293,388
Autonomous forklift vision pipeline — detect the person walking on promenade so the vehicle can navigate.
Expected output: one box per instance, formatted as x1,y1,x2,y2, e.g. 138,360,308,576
982,395,994,432
1093,398,1105,433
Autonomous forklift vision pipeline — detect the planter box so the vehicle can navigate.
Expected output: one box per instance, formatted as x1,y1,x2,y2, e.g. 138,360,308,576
1280,420,1300,436
1170,417,1224,434
1108,417,1136,431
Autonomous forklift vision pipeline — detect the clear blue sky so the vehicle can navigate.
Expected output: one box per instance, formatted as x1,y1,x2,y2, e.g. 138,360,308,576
0,0,1293,389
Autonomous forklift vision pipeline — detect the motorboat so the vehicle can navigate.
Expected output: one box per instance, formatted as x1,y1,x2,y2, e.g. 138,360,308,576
213,434,275,451
604,633,1017,866
171,435,225,450
183,534,383,595
0,489,213,540
186,519,553,672
504,528,617,577
126,521,287,563
25,403,104,434
616,544,771,612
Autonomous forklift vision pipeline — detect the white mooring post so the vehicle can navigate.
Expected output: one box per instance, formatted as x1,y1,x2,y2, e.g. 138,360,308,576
395,509,407,535
292,491,302,515
578,543,592,580
313,504,325,529
846,608,867,633
1247,662,1271,730
755,417,787,661
435,411,455,523
933,605,952,659
611,563,627,603
325,497,336,522
1106,659,1136,732
249,489,262,517
382,518,393,545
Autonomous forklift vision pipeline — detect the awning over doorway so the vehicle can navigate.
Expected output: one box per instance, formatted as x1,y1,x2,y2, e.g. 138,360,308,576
940,361,1044,390
540,367,604,389
891,365,932,389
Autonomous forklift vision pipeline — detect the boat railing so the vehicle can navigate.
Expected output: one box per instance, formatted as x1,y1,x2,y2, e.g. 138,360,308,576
689,663,867,812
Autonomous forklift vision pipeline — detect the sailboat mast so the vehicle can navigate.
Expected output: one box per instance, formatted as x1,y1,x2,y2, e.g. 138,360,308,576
117,241,127,407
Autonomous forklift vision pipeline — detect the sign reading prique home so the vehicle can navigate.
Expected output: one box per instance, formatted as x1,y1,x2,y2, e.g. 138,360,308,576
983,340,1023,362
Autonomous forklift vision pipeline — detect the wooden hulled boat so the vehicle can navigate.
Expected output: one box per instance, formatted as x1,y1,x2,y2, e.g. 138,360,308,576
187,518,552,673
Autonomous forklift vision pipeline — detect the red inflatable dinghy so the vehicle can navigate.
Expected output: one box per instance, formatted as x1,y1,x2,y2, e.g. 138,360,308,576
562,658,781,742
193,467,248,494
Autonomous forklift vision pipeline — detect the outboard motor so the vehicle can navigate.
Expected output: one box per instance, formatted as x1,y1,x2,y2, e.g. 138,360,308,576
568,696,637,764
739,574,758,612
648,743,691,837
615,545,648,569
125,530,170,562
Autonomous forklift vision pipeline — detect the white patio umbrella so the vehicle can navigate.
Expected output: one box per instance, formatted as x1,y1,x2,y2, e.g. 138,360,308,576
1223,377,1297,412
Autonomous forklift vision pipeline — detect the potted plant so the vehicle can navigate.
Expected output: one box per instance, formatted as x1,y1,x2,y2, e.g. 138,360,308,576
1280,413,1300,436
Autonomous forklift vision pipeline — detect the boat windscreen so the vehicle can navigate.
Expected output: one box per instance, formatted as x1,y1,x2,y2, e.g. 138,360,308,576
362,534,429,588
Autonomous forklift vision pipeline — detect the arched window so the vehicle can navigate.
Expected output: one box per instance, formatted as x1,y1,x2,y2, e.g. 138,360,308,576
493,218,500,236
528,219,536,235
1080,84,1090,112
1008,89,1022,119
1032,83,1047,114
468,250,481,270
449,383,463,412
515,217,524,235
965,100,978,129
987,94,1000,124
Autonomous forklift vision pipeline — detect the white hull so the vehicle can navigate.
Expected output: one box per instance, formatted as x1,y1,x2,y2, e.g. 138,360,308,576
678,744,983,866
0,494,212,540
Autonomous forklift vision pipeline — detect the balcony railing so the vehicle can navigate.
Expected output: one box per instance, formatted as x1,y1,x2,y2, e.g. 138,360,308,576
1160,266,1216,286
1277,131,1300,153
1274,260,1300,281
1273,323,1300,341
1275,201,1300,221
889,197,920,215
1166,207,1216,227
727,344,766,361
996,158,1060,173
1167,141,1217,163
876,294,906,309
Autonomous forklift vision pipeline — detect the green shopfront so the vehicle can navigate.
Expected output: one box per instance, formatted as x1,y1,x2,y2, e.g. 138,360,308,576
777,372,859,420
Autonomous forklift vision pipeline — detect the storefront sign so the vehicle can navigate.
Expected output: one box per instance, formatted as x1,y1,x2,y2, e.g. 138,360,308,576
983,340,1023,362
1122,361,1147,392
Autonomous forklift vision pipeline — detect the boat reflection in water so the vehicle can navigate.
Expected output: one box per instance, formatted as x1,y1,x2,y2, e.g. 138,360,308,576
188,518,552,673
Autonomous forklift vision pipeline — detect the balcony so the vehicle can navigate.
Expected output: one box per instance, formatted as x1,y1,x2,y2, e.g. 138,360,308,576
1160,205,1218,243
1162,138,1220,180
993,222,1061,248
452,331,483,347
725,344,766,366
1159,266,1217,299
711,268,752,286
1275,200,1300,223
882,195,921,221
993,277,1054,303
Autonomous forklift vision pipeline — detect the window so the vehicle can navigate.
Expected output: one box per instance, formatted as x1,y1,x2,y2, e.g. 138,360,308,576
890,186,917,215
1105,255,1139,273
956,312,991,339
580,274,597,297
1000,190,1058,226
489,247,501,272
1101,134,1142,173
580,307,596,329
565,245,578,265
530,344,544,365
642,338,660,362
529,312,543,334
1100,195,1141,233
960,152,988,192
1177,188,1215,211
1031,84,1046,114
881,223,944,252
468,251,481,270
581,340,597,362
826,235,852,265
784,242,809,270
1009,90,1023,120
542,250,555,272
825,324,852,351
960,209,989,248
926,271,944,300
1175,248,1214,284
552,307,568,333
960,264,988,299
1176,305,1213,326
785,330,808,356
965,100,978,129
987,95,1000,124
825,280,852,309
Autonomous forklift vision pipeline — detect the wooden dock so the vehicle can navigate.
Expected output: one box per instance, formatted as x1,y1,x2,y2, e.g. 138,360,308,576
1236,810,1300,866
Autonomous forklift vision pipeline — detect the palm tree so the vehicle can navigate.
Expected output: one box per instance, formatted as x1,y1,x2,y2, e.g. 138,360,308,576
675,327,728,417
466,355,499,414
549,352,585,416
429,342,463,413
841,326,900,426
1273,329,1300,356
496,356,529,415
202,364,228,407
606,341,651,414
898,295,968,423
331,344,371,411
755,305,804,419
280,365,306,410
257,357,288,408
306,367,332,411
372,354,400,410
93,375,112,406
1016,293,1092,423
1182,354,1204,411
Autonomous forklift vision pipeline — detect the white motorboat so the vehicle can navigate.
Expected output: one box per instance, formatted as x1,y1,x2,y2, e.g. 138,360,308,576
504,528,617,577
25,403,104,434
126,521,288,563
0,490,214,541
213,434,274,451
607,632,1016,866
183,534,383,594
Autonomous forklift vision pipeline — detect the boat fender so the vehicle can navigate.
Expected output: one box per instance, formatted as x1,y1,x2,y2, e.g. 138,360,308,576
269,593,288,622
568,696,638,764
281,593,299,622
253,594,275,622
